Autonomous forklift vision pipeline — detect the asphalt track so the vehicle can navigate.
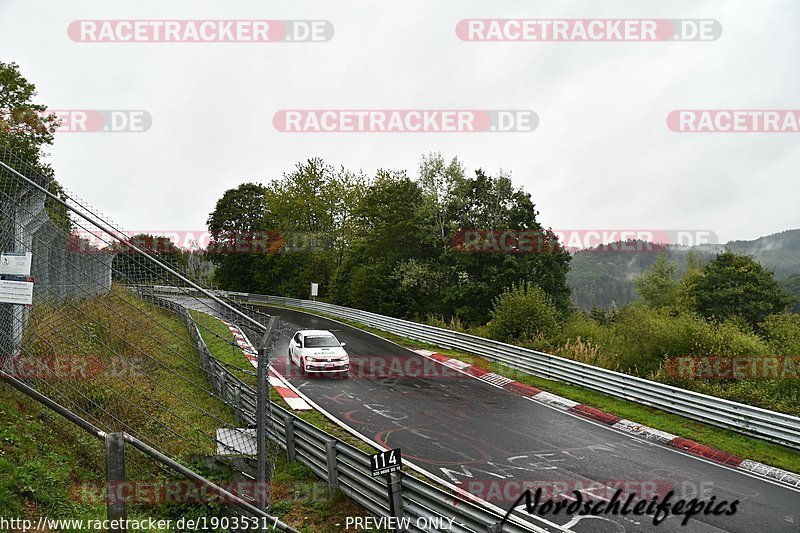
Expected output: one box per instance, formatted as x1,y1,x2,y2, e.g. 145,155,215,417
179,298,800,532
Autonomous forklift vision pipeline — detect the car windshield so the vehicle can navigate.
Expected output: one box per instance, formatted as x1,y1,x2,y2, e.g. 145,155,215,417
304,336,340,348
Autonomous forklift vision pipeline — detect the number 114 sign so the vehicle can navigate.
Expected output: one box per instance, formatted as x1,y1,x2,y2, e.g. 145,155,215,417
370,448,402,477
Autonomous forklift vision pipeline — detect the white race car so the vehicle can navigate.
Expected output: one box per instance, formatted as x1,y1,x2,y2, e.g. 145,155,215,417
288,329,349,376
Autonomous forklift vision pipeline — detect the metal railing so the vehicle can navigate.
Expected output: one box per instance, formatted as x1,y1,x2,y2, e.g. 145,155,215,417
151,287,800,450
0,372,298,532
146,292,543,533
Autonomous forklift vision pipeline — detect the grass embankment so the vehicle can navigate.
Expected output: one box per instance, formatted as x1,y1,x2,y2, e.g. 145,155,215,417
0,287,377,532
251,302,800,474
2,286,240,530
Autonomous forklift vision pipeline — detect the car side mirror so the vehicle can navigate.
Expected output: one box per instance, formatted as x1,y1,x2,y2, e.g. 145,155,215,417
340,342,346,347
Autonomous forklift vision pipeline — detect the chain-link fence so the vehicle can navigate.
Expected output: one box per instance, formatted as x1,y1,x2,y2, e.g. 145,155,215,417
0,144,288,527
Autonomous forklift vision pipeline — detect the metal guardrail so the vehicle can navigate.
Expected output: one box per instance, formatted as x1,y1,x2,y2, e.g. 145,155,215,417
144,292,542,533
179,288,800,450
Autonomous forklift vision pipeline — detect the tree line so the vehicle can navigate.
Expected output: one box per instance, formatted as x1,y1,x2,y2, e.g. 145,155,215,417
206,154,572,326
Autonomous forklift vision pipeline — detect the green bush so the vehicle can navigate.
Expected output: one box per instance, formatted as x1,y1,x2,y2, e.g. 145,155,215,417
760,313,800,355
558,311,609,346
487,282,560,343
599,305,769,376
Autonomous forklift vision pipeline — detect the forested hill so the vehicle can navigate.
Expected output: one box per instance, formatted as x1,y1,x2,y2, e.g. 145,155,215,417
568,229,800,310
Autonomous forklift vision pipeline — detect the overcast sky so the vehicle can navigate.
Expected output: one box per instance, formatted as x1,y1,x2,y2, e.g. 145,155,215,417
0,0,797,244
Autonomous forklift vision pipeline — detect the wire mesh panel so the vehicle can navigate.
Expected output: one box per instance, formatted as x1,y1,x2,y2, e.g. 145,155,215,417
0,144,280,519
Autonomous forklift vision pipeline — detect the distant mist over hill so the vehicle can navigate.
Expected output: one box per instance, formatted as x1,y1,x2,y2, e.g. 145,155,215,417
568,229,800,310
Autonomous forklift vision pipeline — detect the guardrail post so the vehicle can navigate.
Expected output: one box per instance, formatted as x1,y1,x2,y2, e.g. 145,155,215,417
386,472,404,531
325,440,338,493
234,385,242,413
284,417,296,463
105,432,126,532
487,523,502,533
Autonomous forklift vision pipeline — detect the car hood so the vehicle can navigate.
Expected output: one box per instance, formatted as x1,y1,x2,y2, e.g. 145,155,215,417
303,347,348,357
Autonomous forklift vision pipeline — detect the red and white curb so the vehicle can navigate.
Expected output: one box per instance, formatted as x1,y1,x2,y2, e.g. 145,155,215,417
412,349,800,490
219,319,311,411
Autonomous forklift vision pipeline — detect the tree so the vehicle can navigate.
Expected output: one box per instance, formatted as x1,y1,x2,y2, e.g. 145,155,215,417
111,234,182,285
206,182,270,235
0,61,70,230
690,251,793,327
487,282,560,342
779,273,800,313
331,170,432,315
0,62,57,171
206,183,270,290
674,250,705,312
207,155,572,327
439,168,571,324
262,159,368,298
759,313,800,354
634,254,678,308
417,152,465,253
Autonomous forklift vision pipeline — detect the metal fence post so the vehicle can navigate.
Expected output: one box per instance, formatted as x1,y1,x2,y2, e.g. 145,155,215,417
257,317,277,512
257,346,269,512
284,417,296,463
387,472,405,531
325,440,338,493
105,432,126,532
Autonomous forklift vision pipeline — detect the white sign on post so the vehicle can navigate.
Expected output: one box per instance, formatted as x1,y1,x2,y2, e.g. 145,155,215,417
0,252,32,276
310,283,319,297
0,279,34,305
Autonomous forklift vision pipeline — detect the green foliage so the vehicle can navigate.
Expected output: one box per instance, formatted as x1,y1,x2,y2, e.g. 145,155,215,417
111,234,183,285
570,231,800,311
779,272,800,313
0,61,71,231
555,304,770,377
725,229,800,280
674,251,705,312
634,253,678,308
487,282,560,342
759,313,800,355
210,153,571,326
0,61,56,170
690,251,793,327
